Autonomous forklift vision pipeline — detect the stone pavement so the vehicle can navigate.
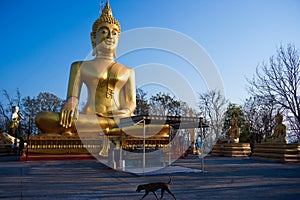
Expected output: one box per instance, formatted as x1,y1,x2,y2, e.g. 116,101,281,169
0,155,300,200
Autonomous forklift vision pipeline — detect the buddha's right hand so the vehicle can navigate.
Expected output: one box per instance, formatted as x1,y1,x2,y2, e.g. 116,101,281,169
60,97,79,128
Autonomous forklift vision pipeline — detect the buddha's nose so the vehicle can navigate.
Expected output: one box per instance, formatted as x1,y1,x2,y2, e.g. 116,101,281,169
107,31,113,38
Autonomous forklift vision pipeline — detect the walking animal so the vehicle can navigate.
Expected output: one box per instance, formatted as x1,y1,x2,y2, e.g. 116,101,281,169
136,176,176,200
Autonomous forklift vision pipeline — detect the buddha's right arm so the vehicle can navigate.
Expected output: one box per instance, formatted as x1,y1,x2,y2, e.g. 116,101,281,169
60,62,82,128
67,61,82,98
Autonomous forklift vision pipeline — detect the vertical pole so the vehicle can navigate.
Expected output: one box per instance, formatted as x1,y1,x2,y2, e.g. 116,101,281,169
25,115,31,161
120,128,123,170
143,119,146,175
168,125,171,165
200,119,204,172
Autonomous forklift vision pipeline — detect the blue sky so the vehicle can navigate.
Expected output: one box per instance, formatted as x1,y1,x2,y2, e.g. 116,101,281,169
1,0,300,110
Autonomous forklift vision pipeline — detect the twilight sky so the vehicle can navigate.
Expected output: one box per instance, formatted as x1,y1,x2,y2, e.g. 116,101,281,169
1,0,300,110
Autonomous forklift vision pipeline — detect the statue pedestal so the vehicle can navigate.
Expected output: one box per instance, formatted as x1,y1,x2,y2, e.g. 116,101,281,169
0,144,16,156
211,143,251,157
0,132,20,156
20,134,98,161
252,143,300,163
26,115,209,162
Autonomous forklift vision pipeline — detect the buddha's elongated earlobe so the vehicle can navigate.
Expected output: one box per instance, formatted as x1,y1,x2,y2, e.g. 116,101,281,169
92,48,97,56
113,49,117,58
91,33,96,56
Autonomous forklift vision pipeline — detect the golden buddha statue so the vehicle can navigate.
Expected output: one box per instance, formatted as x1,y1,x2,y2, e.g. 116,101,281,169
35,1,136,135
9,106,24,137
229,116,240,143
264,112,287,143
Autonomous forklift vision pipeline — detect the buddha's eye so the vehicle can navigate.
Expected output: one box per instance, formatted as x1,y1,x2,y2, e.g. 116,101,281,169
111,30,118,36
99,28,108,35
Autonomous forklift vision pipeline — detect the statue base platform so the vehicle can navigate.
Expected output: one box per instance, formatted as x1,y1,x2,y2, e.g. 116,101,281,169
22,133,171,161
0,133,20,156
252,143,300,163
20,134,98,161
210,143,251,157
25,115,208,161
0,144,16,156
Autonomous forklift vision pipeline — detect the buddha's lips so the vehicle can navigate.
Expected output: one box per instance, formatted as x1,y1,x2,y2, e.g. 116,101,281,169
105,40,114,45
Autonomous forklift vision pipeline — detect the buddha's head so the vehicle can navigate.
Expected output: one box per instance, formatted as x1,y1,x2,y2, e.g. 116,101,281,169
275,112,283,124
91,1,121,57
231,116,238,126
12,106,19,113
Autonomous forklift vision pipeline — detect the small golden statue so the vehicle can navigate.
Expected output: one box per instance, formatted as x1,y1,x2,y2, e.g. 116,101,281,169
229,116,240,143
35,1,136,135
9,106,24,137
264,112,287,143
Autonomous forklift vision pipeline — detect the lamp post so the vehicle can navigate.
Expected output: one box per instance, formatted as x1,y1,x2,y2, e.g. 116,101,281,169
142,118,146,175
25,115,32,161
200,118,204,173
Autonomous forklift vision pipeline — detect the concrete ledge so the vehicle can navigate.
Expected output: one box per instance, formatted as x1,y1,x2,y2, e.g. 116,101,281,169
211,143,251,157
0,144,16,156
253,143,300,163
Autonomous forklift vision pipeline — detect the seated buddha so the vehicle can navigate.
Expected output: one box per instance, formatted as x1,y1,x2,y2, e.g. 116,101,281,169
264,112,287,143
35,2,136,135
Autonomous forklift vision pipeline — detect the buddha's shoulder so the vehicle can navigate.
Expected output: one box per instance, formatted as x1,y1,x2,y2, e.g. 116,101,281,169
72,60,94,64
70,61,134,72
114,62,134,72
70,60,95,69
70,61,84,68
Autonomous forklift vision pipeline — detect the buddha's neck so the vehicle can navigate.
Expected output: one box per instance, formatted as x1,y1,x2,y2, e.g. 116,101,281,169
95,52,114,61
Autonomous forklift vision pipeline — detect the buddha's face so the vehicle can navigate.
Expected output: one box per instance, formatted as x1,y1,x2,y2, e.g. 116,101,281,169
275,115,283,124
95,23,119,54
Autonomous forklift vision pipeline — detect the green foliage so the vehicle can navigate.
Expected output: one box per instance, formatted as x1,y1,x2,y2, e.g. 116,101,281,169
149,92,182,116
135,89,193,116
135,88,149,115
223,103,250,142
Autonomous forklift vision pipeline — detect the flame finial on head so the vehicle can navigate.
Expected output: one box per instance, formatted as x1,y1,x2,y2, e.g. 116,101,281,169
91,0,121,49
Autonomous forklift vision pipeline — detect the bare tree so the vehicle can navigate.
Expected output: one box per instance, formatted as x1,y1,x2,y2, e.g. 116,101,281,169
198,90,227,140
248,44,300,135
22,92,63,135
0,103,10,131
243,95,278,139
0,89,22,132
0,90,64,136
